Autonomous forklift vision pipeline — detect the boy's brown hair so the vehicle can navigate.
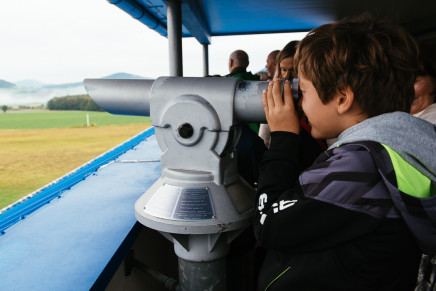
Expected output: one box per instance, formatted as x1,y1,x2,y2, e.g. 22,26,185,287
294,13,419,117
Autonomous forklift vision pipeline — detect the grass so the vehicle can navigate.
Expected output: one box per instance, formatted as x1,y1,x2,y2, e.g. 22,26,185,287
0,110,150,129
0,110,152,210
0,124,151,209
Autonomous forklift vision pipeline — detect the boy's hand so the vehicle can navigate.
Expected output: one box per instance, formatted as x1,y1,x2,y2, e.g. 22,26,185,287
262,79,300,134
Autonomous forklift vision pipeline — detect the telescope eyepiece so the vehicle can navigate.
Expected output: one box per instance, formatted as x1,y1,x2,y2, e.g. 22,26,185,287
281,78,302,103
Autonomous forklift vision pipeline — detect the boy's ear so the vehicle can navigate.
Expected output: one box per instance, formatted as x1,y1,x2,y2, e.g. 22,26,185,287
336,86,354,114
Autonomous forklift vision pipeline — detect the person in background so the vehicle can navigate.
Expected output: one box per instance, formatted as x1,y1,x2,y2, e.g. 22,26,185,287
226,50,261,81
257,70,269,81
413,75,435,123
259,42,300,148
225,49,261,135
258,50,279,137
258,50,280,81
411,44,436,125
274,40,300,80
266,50,280,80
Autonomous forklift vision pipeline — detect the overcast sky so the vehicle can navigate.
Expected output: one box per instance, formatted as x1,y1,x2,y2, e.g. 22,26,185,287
0,0,307,84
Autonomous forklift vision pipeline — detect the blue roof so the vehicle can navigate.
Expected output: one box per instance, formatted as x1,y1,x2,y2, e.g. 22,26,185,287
0,127,161,289
108,0,436,44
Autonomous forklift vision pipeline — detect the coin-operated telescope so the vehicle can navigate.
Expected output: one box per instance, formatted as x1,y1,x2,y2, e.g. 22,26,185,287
84,76,268,290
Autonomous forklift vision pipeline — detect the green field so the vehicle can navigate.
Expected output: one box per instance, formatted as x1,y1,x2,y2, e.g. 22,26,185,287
0,110,152,210
0,110,150,129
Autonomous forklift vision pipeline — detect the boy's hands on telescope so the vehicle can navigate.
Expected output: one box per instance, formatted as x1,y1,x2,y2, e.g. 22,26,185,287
262,79,300,134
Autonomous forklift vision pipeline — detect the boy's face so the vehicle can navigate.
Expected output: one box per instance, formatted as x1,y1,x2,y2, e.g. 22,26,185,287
299,76,342,139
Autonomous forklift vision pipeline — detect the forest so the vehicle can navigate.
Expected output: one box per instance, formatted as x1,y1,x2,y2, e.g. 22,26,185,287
47,94,102,111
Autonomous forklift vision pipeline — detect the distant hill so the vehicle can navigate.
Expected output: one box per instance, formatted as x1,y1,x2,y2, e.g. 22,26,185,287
102,72,149,79
0,79,16,88
42,73,148,89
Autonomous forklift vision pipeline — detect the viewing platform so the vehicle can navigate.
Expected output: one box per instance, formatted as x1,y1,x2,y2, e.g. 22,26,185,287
0,127,167,290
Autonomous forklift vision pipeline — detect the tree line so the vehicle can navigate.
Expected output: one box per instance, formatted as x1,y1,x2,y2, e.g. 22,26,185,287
47,95,103,111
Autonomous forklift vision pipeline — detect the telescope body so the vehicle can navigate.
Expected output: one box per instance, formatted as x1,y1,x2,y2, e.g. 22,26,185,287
84,77,268,290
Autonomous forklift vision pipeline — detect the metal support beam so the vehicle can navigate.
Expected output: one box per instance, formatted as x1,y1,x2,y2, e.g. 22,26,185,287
182,0,211,44
167,0,183,76
203,44,209,76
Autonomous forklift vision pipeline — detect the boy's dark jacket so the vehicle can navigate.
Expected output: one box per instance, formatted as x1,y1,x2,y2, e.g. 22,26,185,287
254,112,436,290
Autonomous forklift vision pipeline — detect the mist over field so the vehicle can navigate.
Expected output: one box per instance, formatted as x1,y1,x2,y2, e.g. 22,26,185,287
0,73,146,106
0,85,87,106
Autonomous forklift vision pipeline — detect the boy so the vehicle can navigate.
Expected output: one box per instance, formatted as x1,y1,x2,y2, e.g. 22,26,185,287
254,13,436,290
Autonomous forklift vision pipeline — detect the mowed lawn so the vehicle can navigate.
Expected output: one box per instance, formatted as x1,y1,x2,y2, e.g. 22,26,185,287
0,110,150,129
0,111,151,209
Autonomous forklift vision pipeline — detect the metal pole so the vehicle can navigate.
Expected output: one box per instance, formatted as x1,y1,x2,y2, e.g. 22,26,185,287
203,43,209,76
167,0,183,76
178,257,226,291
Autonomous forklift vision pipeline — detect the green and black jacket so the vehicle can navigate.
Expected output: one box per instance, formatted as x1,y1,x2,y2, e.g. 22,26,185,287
254,113,435,290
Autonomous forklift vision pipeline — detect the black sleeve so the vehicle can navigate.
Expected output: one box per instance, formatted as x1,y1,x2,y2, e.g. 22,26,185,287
253,132,381,252
235,124,267,186
257,131,301,191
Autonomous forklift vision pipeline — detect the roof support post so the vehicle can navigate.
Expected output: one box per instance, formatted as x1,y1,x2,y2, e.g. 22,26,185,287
167,0,183,76
203,44,209,76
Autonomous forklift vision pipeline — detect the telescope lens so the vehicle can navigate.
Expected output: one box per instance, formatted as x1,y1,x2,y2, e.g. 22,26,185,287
178,123,194,139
